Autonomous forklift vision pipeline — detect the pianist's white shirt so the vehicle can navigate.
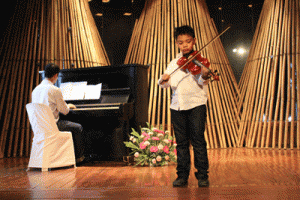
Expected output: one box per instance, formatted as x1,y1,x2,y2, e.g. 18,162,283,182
32,79,69,122
158,52,209,111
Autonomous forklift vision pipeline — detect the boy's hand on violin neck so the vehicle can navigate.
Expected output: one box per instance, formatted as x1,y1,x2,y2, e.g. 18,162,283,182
161,74,170,82
201,66,210,80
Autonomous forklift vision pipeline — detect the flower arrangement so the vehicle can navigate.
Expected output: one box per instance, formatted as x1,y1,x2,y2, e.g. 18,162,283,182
124,123,177,167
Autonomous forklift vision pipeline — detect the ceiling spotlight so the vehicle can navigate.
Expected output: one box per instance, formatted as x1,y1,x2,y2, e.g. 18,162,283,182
233,48,247,55
102,0,110,3
238,48,246,55
124,13,132,16
96,13,103,17
248,4,253,8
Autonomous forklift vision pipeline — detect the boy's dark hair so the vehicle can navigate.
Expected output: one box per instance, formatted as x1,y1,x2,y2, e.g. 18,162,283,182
174,25,195,39
44,63,60,78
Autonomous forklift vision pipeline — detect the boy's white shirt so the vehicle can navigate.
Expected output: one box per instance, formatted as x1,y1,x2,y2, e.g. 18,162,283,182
158,52,209,111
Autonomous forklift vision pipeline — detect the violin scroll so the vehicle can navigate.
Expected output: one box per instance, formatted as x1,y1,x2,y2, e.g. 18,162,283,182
211,70,220,82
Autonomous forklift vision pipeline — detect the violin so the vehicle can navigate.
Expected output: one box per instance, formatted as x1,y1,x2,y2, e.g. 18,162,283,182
177,51,219,81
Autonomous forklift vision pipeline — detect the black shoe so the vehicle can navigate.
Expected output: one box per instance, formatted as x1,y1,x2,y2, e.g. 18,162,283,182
198,179,209,187
173,177,188,187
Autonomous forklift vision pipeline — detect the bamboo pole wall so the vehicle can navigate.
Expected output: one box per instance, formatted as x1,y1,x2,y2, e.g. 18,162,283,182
238,0,300,149
0,0,110,158
124,0,240,149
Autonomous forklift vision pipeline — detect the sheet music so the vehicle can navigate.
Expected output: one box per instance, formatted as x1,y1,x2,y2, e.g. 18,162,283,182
60,82,102,100
60,82,87,100
84,83,102,99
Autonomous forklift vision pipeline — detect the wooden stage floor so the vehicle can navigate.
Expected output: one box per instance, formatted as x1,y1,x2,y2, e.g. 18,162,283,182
0,148,300,199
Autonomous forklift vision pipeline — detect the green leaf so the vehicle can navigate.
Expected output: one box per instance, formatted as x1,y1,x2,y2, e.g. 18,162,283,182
131,130,141,138
134,156,146,166
124,142,140,150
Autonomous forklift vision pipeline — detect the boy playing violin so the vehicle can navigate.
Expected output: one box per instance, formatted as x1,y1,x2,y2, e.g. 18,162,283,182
158,25,210,187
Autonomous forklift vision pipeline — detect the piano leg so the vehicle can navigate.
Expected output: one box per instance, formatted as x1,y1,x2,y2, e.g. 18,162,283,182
110,118,130,162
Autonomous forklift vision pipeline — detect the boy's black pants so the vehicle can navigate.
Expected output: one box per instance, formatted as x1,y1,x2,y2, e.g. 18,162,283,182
171,105,209,180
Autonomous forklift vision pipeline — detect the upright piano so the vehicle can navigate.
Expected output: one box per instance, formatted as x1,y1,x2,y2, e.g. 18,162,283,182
39,64,149,161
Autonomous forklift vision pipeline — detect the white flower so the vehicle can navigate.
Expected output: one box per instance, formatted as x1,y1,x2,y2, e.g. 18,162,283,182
173,143,177,147
148,131,153,135
156,156,162,162
157,133,164,137
132,138,136,143
130,136,134,141
141,135,145,138
144,141,150,146
134,152,139,158
158,144,164,150
163,139,169,144
165,155,169,160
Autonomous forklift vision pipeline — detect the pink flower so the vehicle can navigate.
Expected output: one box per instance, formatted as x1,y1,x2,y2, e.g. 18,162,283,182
152,159,156,164
152,137,160,141
174,149,177,155
142,132,150,141
139,142,147,149
163,146,169,154
142,132,148,137
143,135,150,141
134,152,139,158
153,128,165,134
150,146,158,153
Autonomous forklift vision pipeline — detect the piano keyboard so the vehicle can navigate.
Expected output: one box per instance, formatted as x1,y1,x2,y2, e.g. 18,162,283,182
72,103,121,111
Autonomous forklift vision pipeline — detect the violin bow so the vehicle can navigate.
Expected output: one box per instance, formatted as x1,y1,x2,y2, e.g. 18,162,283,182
160,24,231,83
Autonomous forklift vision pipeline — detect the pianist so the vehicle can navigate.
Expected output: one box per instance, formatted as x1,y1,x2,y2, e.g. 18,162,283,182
31,63,86,165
